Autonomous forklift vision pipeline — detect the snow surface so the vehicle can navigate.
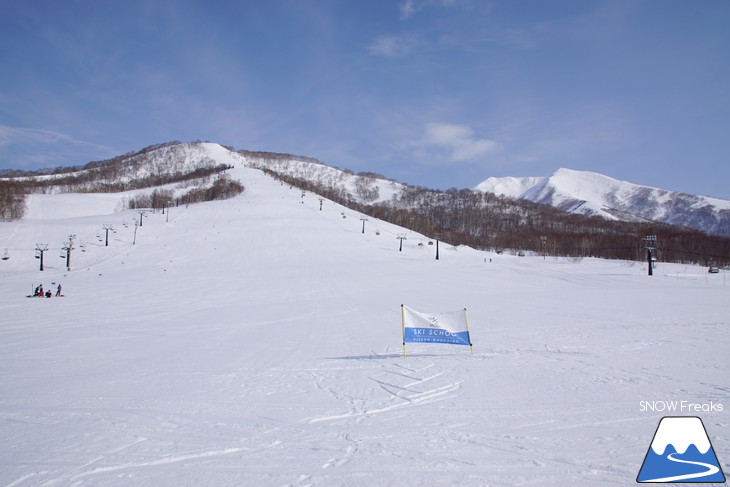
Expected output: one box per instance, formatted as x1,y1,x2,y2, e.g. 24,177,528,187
22,193,127,220
1,164,728,486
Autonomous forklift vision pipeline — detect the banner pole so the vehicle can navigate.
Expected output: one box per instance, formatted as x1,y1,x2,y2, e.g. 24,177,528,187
464,307,473,355
401,304,406,358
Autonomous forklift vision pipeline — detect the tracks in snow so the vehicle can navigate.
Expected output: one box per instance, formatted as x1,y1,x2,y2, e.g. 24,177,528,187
308,359,464,424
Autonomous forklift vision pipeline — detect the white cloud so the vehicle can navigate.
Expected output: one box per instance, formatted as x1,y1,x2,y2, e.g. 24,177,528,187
399,0,417,19
366,34,419,58
398,0,461,19
0,125,117,168
419,122,499,162
0,125,110,151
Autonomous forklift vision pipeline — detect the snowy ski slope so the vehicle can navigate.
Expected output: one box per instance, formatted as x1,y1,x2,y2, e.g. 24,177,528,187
1,165,727,486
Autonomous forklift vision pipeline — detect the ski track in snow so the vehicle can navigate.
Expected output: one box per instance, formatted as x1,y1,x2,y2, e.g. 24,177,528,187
308,360,464,424
1,162,728,486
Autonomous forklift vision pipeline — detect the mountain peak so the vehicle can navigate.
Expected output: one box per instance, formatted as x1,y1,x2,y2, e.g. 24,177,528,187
475,168,730,237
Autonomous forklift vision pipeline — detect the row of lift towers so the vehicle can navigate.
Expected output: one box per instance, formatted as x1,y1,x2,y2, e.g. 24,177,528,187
31,210,152,272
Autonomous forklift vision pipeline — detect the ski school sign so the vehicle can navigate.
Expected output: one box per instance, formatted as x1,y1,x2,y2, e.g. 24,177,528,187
401,305,473,357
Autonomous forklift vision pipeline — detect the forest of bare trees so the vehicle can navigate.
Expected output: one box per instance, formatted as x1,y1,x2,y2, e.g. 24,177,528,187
126,175,244,209
0,180,26,220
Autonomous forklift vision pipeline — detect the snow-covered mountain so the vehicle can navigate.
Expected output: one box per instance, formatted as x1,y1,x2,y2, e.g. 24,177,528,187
475,168,730,237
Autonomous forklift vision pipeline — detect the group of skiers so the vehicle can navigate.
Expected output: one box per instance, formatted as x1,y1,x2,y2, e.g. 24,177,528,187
33,283,61,298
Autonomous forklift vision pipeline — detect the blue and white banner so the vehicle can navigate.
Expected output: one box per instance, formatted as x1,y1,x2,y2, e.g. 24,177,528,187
402,305,472,346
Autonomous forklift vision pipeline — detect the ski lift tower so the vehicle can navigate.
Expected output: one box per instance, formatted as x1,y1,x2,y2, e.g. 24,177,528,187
35,243,48,271
62,234,76,271
137,210,149,227
396,233,407,252
434,233,442,260
102,224,115,247
641,235,657,276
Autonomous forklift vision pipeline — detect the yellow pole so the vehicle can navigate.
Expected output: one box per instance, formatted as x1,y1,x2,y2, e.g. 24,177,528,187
401,304,407,358
464,308,473,355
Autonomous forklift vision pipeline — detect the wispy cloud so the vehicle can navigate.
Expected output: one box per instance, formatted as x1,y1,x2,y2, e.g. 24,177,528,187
0,125,118,168
398,0,418,19
0,126,99,149
416,122,499,163
366,34,420,58
398,0,461,20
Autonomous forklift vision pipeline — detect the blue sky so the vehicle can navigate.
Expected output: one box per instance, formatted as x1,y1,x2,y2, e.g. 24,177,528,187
1,0,728,199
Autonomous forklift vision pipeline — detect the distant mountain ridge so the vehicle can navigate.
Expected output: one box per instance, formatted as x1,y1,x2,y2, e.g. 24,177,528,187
475,168,730,238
